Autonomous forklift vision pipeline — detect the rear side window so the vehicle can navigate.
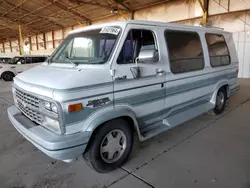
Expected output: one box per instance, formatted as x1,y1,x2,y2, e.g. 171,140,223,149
165,30,204,74
18,57,25,64
26,57,32,64
33,57,46,63
205,34,230,67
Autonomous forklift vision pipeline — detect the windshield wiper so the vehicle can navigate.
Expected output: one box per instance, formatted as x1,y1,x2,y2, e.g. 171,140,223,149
62,56,78,67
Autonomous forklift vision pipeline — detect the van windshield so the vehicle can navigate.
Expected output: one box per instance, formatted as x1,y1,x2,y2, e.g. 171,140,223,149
51,27,121,65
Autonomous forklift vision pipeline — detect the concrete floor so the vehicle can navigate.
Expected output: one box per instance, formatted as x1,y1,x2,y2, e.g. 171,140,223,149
0,79,250,188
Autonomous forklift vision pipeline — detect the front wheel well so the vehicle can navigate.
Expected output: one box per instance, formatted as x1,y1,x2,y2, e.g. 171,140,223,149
84,116,136,154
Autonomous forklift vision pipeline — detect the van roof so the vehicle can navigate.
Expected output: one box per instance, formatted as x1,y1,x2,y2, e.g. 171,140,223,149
70,20,230,35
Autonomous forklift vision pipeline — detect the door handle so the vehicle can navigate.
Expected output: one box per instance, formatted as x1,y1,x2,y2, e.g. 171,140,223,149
156,69,166,75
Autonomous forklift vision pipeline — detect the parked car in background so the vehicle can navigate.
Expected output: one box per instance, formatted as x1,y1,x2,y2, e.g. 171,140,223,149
0,56,12,64
0,55,47,81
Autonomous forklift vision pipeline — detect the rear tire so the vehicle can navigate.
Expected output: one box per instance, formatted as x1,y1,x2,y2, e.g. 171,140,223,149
83,118,133,173
213,88,226,115
2,71,14,81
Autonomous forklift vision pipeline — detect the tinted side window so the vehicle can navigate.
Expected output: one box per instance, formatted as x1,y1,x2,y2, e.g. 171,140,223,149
117,29,158,64
165,30,204,74
0,58,10,63
205,34,230,67
32,57,38,63
40,57,46,62
32,57,45,63
26,57,32,64
4,58,11,63
18,57,25,64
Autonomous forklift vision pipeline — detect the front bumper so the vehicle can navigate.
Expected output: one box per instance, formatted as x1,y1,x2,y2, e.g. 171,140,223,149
7,105,90,161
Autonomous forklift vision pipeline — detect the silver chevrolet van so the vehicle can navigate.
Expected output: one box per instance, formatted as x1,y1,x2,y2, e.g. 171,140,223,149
8,20,239,173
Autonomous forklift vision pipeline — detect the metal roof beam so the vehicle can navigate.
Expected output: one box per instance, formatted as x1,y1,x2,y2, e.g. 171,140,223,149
204,0,209,13
70,0,113,11
2,0,28,17
0,15,40,35
25,2,92,26
134,0,171,11
69,0,127,12
3,1,64,28
113,0,133,12
46,0,91,23
16,2,53,20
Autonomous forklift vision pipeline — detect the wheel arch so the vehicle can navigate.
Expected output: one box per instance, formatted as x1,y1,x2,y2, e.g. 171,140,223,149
211,80,229,105
83,106,142,152
1,70,15,79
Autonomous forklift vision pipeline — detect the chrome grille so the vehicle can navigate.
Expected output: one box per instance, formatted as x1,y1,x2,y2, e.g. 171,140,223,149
15,89,39,109
14,88,43,125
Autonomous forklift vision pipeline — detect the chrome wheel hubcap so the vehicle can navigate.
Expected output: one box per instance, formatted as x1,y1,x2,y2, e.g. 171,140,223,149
216,92,225,109
100,129,127,163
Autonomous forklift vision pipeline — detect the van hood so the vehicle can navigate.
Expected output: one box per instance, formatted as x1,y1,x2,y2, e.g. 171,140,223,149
15,64,112,90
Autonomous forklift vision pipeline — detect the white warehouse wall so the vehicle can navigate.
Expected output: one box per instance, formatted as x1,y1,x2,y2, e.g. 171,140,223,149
233,31,250,78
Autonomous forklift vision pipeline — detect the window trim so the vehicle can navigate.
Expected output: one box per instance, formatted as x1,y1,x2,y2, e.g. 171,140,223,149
117,28,160,65
164,29,205,74
205,33,231,68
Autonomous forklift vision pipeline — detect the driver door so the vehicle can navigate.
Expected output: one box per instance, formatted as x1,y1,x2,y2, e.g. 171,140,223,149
112,25,167,132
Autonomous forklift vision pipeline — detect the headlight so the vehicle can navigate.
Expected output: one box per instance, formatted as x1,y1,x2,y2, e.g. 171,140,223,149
51,103,58,113
44,101,51,110
43,116,60,132
44,101,58,113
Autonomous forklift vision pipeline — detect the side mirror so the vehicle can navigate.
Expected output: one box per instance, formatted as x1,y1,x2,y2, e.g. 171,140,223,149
137,49,158,64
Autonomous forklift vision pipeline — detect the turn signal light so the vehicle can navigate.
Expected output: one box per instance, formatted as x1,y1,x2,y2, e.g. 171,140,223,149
68,103,83,112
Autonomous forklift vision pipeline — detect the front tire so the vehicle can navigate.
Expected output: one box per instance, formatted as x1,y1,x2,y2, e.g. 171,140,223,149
2,71,14,81
213,88,226,115
83,119,133,173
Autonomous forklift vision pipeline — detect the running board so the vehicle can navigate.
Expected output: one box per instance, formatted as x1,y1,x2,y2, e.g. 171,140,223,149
141,123,170,140
140,102,214,140
163,102,214,128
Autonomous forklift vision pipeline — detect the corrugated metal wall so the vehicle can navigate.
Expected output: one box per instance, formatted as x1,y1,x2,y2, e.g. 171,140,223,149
233,31,250,78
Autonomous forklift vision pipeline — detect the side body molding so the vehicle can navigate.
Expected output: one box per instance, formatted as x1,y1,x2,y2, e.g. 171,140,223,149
82,105,144,140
